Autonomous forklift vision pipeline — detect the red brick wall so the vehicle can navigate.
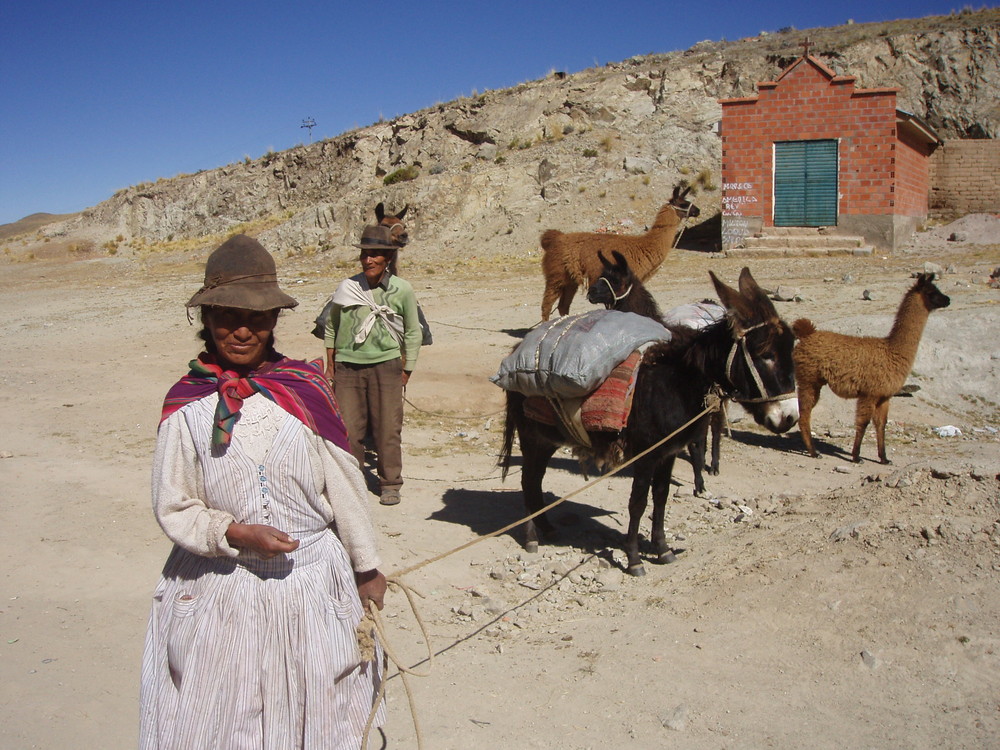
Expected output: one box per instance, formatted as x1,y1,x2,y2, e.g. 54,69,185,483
720,57,926,227
929,139,1000,215
895,130,934,215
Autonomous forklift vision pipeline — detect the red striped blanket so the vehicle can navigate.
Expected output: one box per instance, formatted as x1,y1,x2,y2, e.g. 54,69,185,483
523,350,642,433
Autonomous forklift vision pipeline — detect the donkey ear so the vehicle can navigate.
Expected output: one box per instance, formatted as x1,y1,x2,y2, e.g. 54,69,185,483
397,204,408,220
375,202,386,222
710,270,754,321
737,267,779,317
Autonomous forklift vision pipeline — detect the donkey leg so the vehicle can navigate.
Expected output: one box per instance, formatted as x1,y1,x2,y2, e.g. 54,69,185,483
851,396,877,463
687,435,707,496
872,397,892,464
708,409,722,475
520,438,558,553
624,468,652,576
797,383,822,458
650,457,678,564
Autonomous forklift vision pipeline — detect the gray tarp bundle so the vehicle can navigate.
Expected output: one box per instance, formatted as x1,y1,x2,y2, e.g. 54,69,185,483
490,310,672,398
661,300,726,331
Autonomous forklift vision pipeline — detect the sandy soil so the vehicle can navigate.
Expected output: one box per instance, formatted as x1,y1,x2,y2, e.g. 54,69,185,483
1,221,998,749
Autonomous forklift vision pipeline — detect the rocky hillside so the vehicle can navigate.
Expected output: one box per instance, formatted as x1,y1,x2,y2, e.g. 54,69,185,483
15,8,1000,262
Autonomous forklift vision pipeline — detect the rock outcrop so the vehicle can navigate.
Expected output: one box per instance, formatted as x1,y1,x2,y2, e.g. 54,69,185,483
31,10,1000,261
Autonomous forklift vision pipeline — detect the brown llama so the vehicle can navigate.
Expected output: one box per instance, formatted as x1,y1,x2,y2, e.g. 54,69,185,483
793,273,950,464
539,184,699,320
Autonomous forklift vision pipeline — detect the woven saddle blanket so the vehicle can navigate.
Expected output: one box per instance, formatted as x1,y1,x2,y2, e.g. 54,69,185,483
523,350,642,437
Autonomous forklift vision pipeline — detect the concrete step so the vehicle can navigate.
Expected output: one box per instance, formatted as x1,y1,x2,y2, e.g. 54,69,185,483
742,235,865,250
726,245,874,258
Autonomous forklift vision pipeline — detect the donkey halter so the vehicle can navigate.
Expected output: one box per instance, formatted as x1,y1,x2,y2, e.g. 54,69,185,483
724,320,796,404
596,276,633,307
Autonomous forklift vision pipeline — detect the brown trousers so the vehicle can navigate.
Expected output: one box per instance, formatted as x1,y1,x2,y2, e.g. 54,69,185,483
334,359,404,491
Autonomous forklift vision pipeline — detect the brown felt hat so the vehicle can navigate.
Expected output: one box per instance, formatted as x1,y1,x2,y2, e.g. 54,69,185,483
353,225,399,252
186,234,298,310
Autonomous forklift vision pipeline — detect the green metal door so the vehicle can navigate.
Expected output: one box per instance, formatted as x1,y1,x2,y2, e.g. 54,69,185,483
774,140,838,226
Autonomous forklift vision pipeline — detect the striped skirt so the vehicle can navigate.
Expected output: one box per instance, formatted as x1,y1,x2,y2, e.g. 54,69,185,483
139,529,384,749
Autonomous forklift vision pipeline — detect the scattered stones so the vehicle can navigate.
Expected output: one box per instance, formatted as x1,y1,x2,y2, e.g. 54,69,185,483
932,425,962,437
921,261,944,277
860,649,879,669
660,704,689,731
772,285,800,302
830,521,867,542
862,289,876,300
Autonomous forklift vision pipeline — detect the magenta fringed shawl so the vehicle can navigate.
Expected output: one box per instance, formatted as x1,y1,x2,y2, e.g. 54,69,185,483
160,353,351,455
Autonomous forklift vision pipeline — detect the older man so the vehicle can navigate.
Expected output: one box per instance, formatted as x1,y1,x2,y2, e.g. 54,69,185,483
324,225,422,505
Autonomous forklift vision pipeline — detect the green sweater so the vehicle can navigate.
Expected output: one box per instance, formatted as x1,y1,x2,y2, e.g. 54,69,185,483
324,273,422,371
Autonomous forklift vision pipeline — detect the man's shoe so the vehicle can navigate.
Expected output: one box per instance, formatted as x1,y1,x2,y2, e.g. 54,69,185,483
379,488,401,506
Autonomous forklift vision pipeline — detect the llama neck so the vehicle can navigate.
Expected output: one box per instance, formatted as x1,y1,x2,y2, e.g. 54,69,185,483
649,206,681,235
617,285,662,320
886,289,931,361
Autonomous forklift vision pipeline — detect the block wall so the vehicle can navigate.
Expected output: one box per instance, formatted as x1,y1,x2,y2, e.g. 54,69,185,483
929,139,1000,215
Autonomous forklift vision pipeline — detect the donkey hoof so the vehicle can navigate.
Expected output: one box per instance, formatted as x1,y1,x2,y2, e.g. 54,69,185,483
524,541,539,554
626,563,647,577
657,550,678,565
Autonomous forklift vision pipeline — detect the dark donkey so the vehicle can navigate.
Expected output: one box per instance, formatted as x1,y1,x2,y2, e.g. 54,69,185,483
586,249,711,495
375,201,408,275
586,251,799,486
500,267,797,576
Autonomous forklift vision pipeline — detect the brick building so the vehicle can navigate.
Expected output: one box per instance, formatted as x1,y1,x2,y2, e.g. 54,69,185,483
719,50,941,251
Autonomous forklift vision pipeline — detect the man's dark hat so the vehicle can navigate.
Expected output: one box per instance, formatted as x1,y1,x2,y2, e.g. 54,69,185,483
353,225,399,252
186,234,298,310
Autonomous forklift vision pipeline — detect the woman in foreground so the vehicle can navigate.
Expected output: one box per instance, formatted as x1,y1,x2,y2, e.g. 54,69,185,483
140,234,386,749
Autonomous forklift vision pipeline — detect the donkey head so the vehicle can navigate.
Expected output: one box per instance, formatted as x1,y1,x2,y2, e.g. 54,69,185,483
709,267,798,434
668,184,701,220
375,202,409,247
587,251,634,308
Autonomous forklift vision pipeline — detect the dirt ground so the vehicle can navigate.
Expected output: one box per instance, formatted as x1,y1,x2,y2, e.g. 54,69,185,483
0,220,998,749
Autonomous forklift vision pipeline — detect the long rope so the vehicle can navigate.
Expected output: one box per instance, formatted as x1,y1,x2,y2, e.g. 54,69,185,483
361,395,719,749
403,394,504,420
396,398,717,579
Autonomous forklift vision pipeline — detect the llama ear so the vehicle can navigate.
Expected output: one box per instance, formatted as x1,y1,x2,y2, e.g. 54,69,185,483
397,204,408,220
611,250,628,269
375,202,386,222
598,251,613,269
671,184,681,201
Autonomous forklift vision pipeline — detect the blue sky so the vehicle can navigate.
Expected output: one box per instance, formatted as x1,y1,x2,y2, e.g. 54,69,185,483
0,0,992,225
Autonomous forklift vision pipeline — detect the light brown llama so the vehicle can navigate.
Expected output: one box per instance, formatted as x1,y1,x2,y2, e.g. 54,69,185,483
792,273,950,464
539,184,699,320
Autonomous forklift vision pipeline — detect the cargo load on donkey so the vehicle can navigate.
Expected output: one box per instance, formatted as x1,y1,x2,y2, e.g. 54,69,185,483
491,310,671,398
490,309,671,449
